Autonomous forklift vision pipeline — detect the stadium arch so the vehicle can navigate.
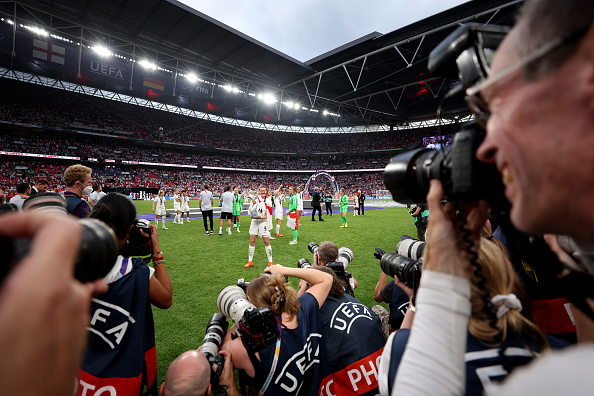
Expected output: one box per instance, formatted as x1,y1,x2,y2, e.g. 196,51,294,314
304,171,339,198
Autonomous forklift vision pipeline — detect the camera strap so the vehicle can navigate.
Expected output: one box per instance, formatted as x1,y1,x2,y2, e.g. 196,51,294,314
258,315,282,396
256,318,283,396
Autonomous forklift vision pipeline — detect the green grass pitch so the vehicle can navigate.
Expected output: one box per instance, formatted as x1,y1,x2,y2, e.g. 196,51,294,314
133,199,416,387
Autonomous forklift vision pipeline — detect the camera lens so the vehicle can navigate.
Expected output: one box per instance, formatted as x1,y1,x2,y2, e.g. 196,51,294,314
217,286,256,327
337,247,353,269
297,258,312,269
200,313,228,358
308,242,319,254
396,238,426,261
380,252,422,289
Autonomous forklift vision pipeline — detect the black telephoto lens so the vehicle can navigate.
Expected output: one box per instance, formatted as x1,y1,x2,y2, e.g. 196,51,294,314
380,252,422,289
308,242,319,255
298,258,312,269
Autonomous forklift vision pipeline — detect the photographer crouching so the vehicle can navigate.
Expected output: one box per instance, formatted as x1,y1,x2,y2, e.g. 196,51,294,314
304,241,358,295
221,265,333,395
76,193,173,396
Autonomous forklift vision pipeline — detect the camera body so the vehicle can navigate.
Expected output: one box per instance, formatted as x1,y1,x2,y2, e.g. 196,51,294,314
200,313,228,386
237,278,250,292
383,23,512,206
119,219,152,257
384,123,505,205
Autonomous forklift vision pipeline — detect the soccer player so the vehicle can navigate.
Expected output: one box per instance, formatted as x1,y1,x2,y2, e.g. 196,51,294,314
273,184,285,237
152,189,168,229
173,188,182,224
288,186,299,245
180,189,191,223
232,187,244,232
266,188,275,240
245,186,274,268
339,190,348,228
199,184,214,235
296,184,304,226
219,185,234,236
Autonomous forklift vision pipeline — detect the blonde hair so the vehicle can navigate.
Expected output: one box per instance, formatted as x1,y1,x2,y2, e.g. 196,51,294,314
468,238,549,351
158,189,164,196
64,164,92,187
247,274,300,320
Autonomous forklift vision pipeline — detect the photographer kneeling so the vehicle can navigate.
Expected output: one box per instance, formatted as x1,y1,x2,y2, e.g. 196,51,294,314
223,264,333,395
312,241,358,294
76,193,173,395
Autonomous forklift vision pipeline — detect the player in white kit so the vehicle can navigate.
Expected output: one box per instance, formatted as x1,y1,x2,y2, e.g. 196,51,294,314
152,189,168,229
180,190,191,223
273,184,285,237
245,186,273,268
173,188,182,224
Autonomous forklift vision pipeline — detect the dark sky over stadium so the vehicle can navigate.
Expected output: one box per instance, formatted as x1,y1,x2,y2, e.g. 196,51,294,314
179,0,468,63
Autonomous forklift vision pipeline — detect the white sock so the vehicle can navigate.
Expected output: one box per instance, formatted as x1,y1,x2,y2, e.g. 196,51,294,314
155,219,159,227
265,245,272,262
219,227,223,233
248,245,255,262
276,224,280,234
162,218,166,226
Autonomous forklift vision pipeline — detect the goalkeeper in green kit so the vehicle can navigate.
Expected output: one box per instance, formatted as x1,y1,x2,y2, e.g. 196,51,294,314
288,185,299,245
339,189,348,228
232,186,244,233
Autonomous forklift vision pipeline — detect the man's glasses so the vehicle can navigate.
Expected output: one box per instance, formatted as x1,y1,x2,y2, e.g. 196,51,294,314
466,21,593,129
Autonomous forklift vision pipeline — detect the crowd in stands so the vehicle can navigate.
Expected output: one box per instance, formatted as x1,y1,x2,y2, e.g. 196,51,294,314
0,78,453,153
0,160,385,198
0,133,391,170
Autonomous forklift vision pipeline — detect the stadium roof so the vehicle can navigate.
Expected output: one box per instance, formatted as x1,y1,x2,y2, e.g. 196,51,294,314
1,0,523,129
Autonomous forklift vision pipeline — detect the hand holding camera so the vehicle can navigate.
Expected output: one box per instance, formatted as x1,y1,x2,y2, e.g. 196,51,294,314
424,180,488,279
0,213,108,396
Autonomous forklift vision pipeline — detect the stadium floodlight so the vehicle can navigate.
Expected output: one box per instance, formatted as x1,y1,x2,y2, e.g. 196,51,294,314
138,60,157,70
93,46,112,57
293,103,300,110
261,93,276,105
323,110,328,116
23,24,48,36
186,73,198,83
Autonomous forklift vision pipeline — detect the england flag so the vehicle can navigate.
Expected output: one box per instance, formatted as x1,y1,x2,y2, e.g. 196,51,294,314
32,39,65,65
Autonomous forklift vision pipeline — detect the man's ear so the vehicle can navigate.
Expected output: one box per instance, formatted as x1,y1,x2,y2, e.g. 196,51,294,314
207,383,212,396
160,381,165,395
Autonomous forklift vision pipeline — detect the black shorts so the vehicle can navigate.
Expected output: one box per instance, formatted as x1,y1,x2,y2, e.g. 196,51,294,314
220,211,233,220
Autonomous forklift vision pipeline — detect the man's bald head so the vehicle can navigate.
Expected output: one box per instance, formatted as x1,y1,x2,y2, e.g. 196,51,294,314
161,350,211,396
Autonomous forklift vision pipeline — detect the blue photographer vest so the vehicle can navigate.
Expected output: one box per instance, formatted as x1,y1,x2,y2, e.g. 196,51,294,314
75,257,157,396
255,293,331,396
385,329,566,396
318,294,385,396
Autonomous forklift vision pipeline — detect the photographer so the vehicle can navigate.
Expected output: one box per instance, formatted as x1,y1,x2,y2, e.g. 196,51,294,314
373,270,410,332
393,1,594,394
381,236,562,396
223,265,333,395
77,193,173,396
312,241,358,293
160,350,239,396
407,204,428,241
